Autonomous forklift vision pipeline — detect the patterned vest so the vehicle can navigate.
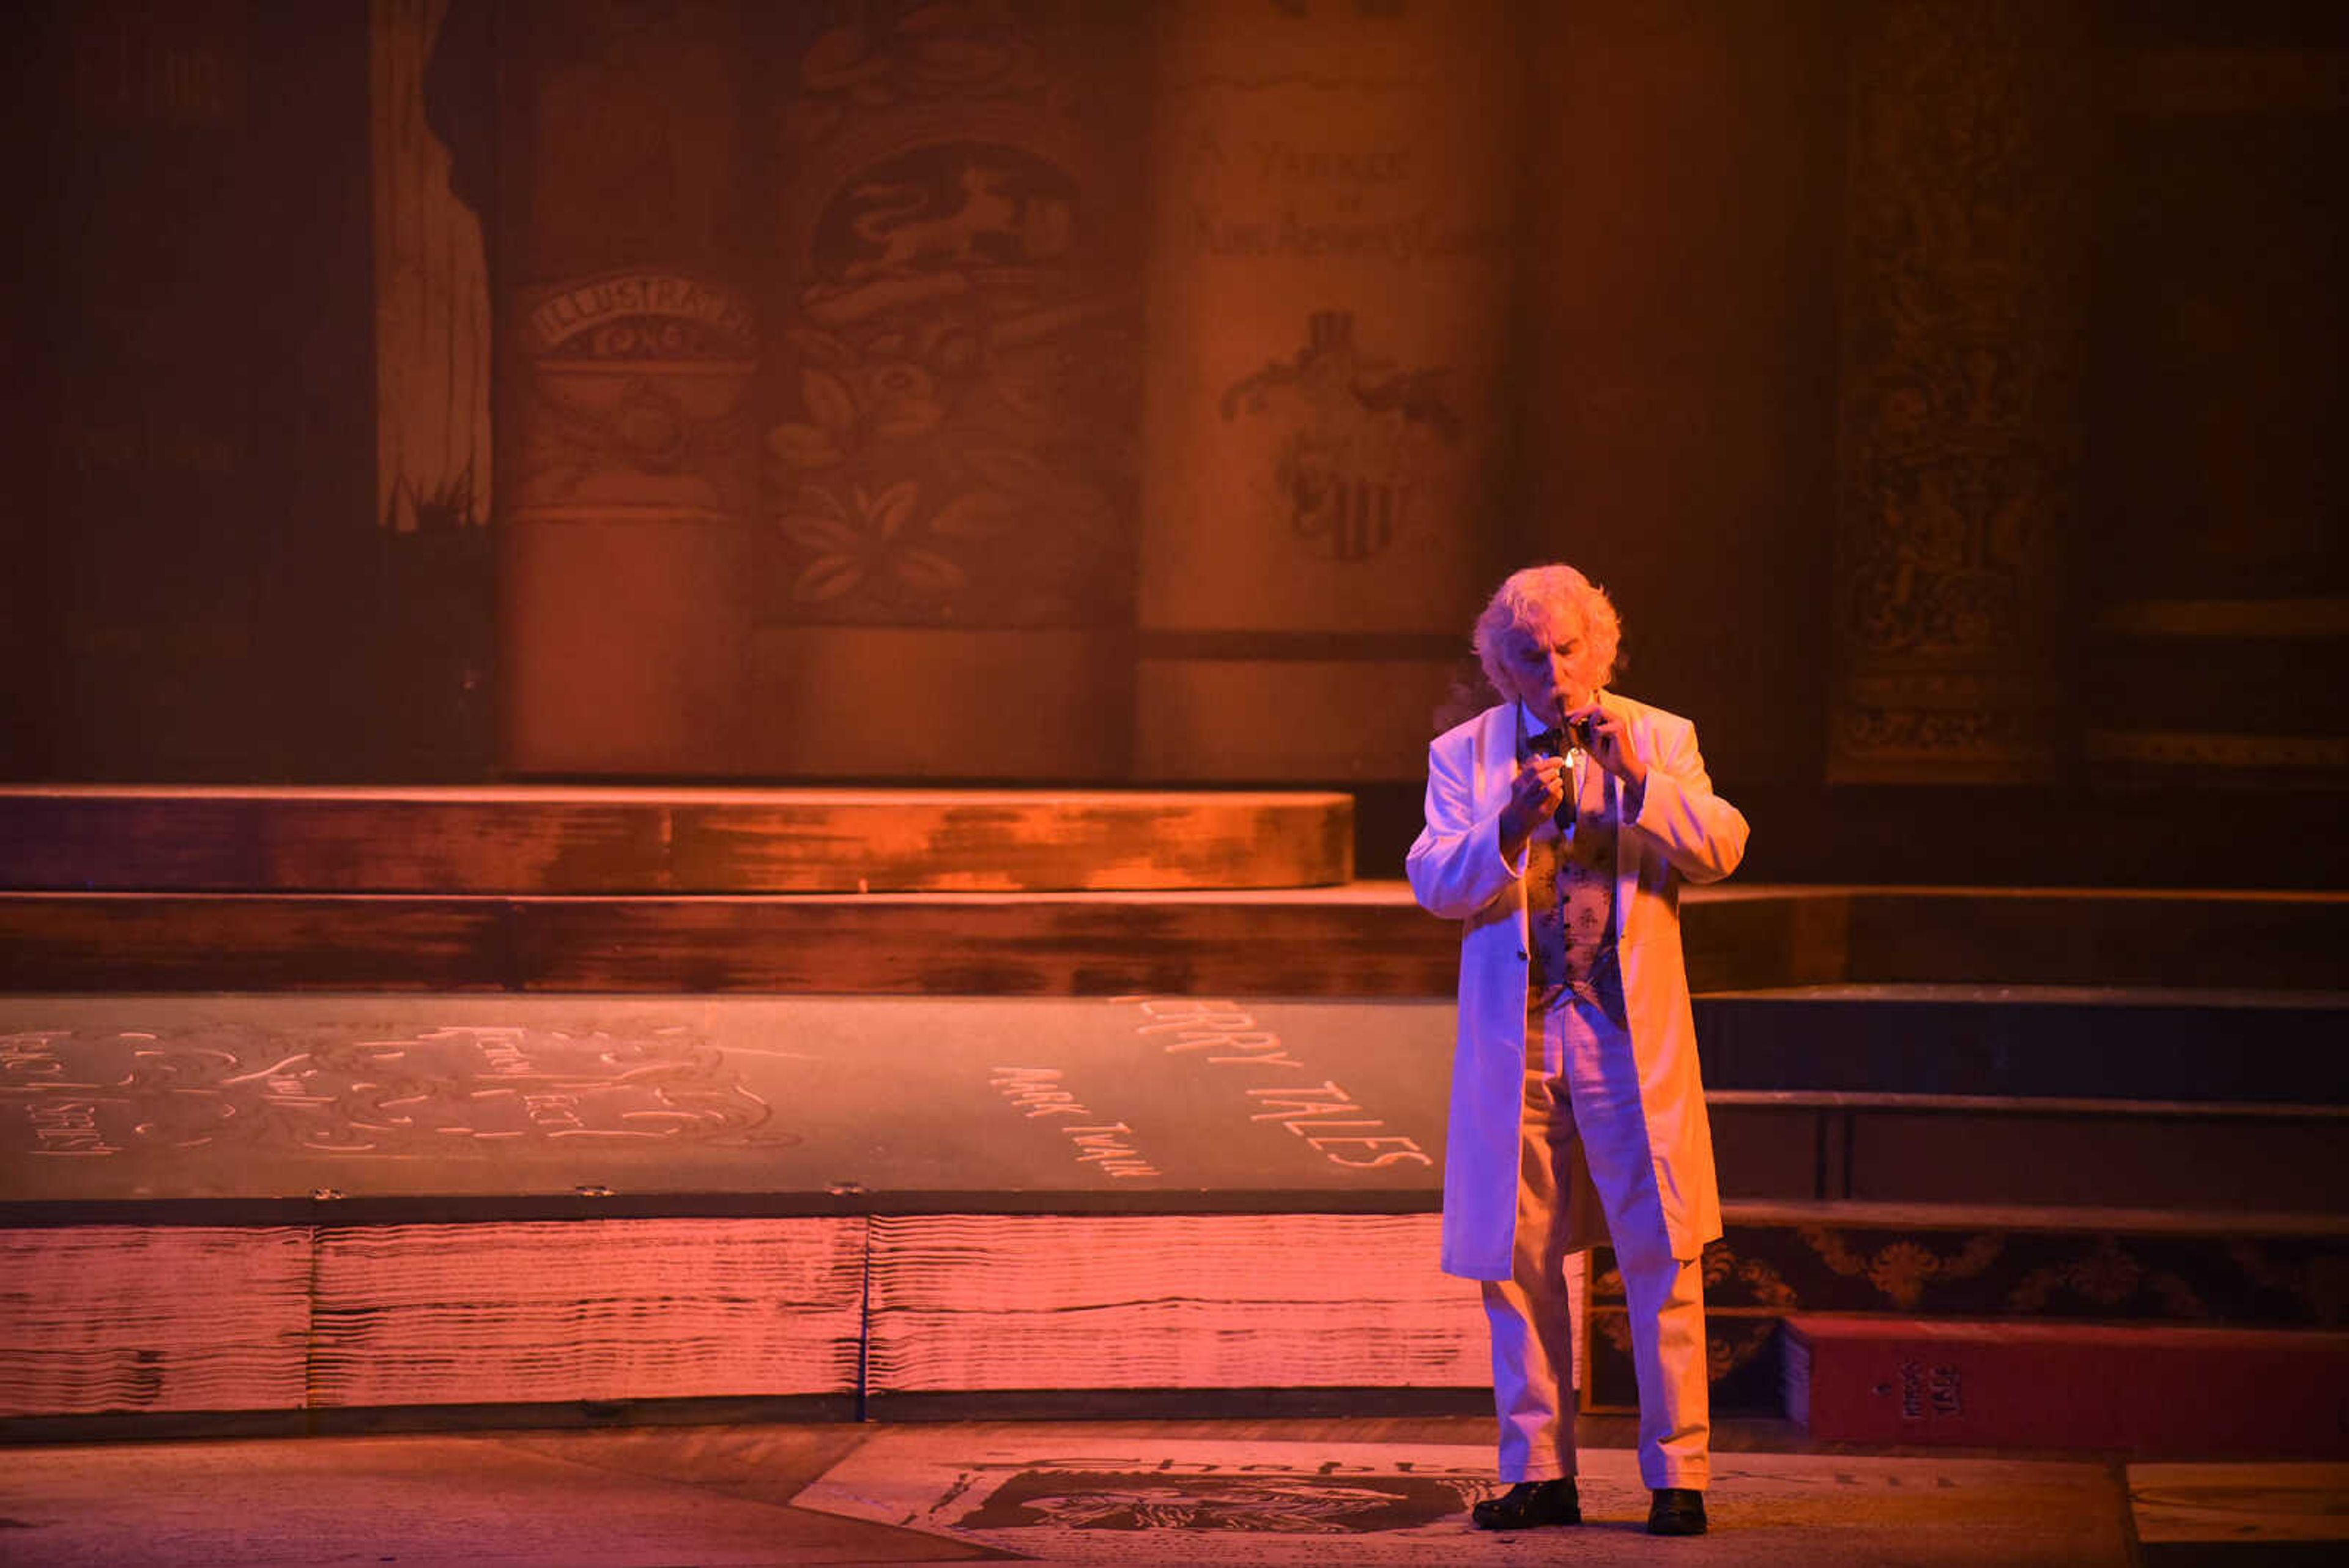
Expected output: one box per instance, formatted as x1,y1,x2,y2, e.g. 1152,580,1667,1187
1526,745,1617,1016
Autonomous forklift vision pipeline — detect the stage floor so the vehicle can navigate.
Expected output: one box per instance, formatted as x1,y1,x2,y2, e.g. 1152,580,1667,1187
0,992,1453,1218
9,987,2340,1222
5,1413,2337,1567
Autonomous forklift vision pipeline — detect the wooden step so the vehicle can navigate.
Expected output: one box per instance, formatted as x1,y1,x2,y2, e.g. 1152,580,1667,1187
1827,885,2349,991
6,883,2344,996
0,887,1458,997
1711,1090,2349,1214
1784,1315,2349,1455
0,786,1354,893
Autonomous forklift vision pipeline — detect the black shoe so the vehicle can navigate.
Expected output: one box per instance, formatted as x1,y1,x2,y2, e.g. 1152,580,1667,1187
1647,1487,1707,1536
1472,1478,1581,1530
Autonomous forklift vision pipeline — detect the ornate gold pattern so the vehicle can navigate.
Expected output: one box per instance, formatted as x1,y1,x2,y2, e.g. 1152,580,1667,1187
2144,1269,2211,1321
1826,0,2095,782
2225,1241,2347,1328
2006,1235,2210,1319
1800,1226,2003,1310
1591,1313,1778,1387
1707,1321,1779,1383
1701,1238,1800,1310
2083,730,2349,770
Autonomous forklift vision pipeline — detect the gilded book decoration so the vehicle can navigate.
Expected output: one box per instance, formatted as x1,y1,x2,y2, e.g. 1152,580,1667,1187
1140,0,1516,638
494,0,763,775
1219,310,1460,566
1133,0,1520,781
766,5,1144,630
514,270,760,522
1826,0,2096,782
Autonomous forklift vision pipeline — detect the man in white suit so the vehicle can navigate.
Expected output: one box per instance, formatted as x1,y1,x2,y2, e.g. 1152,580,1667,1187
1407,563,1748,1538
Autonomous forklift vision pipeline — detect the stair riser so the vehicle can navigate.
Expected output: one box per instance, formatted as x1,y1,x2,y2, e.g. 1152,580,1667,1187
1714,1105,2348,1213
1696,997,2349,1104
8,892,2347,1000
0,790,1356,894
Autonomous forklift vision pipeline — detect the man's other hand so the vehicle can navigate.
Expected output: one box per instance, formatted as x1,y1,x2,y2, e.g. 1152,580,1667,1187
1571,701,1649,793
1498,755,1569,858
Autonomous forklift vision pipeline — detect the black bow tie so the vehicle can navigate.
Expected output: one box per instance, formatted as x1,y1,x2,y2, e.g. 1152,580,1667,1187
1527,727,1567,759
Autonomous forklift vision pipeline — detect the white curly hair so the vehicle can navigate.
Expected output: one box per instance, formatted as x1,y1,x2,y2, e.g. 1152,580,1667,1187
1471,562,1623,696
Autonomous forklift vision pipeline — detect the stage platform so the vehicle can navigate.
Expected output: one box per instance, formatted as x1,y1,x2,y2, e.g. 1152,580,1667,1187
0,786,1354,893
5,993,2344,1435
3,785,2342,1447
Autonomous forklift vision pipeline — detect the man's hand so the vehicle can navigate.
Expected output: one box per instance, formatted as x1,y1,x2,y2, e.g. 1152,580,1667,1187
1497,754,1569,862
1570,700,1649,793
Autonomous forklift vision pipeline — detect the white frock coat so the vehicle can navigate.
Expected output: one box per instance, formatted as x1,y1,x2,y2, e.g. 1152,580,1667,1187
1406,694,1750,1281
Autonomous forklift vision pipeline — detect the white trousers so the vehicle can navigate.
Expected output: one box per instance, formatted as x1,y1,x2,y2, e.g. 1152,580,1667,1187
1480,992,1710,1490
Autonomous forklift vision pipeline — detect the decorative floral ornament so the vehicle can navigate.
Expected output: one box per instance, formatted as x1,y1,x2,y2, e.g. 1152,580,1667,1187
770,341,952,475
1801,1226,2003,1310
776,480,965,606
